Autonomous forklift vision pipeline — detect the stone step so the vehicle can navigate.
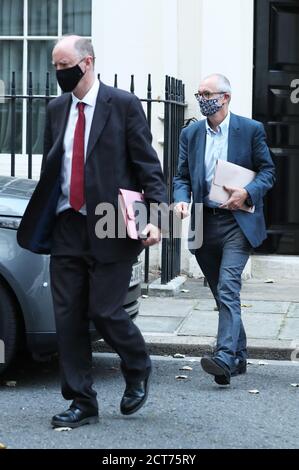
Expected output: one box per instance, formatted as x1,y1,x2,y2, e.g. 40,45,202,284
251,255,299,280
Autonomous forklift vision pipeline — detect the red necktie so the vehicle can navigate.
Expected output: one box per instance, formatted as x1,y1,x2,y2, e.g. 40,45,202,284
70,102,86,211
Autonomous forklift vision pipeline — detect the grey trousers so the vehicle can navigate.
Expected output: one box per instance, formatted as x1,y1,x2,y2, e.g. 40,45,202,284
195,210,251,371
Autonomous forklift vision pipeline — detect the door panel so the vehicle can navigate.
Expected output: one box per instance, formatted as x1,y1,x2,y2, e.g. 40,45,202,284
253,0,299,254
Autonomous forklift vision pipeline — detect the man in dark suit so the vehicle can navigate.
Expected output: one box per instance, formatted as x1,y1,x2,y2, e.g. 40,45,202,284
17,36,167,428
174,73,275,386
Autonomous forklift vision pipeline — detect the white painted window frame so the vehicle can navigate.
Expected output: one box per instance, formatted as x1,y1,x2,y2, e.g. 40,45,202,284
0,0,92,157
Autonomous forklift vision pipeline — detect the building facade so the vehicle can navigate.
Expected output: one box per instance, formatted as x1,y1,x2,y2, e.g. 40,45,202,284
0,0,298,276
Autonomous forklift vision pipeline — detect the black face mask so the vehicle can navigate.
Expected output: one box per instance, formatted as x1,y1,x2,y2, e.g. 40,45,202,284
56,60,85,93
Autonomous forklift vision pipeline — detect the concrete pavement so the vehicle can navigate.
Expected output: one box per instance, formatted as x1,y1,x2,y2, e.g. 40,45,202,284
134,277,299,360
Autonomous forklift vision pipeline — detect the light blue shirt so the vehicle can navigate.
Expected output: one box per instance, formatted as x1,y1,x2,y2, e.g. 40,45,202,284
203,111,231,207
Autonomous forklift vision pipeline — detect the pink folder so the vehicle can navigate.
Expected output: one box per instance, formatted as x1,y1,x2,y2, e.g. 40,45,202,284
208,160,256,213
119,188,145,239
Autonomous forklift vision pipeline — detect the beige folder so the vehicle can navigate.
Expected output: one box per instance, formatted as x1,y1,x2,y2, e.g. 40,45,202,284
208,159,256,213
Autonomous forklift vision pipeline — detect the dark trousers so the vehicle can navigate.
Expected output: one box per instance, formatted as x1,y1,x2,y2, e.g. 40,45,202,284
50,209,151,412
195,210,251,371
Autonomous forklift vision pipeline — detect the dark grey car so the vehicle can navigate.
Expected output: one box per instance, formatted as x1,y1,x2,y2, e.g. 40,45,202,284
0,176,142,375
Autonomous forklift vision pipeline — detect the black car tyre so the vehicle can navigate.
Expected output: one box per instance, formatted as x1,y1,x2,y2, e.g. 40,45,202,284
0,283,20,375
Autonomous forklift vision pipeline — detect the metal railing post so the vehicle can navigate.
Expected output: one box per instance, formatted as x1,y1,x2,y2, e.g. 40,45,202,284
27,72,33,179
161,75,171,284
10,72,16,177
143,74,152,286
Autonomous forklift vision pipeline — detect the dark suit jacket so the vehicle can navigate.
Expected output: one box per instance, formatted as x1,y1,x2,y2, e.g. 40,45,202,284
173,113,276,249
17,82,167,263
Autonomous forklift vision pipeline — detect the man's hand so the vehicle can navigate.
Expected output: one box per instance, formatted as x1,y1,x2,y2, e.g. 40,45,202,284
220,186,248,211
141,224,161,247
174,202,190,219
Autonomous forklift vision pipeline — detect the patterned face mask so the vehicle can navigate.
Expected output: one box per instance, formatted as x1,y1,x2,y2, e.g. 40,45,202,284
199,95,224,117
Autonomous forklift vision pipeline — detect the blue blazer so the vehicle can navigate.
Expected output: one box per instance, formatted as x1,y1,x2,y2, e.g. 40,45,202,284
173,112,276,249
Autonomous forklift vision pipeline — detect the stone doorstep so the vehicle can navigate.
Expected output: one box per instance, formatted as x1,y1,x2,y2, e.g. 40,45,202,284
251,255,299,281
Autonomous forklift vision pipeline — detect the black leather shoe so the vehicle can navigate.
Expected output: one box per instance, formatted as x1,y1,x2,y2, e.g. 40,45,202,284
231,360,247,377
120,373,151,415
51,406,99,428
201,356,231,385
214,359,247,385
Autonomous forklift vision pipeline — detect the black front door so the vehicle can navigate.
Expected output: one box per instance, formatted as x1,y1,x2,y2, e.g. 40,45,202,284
253,0,299,254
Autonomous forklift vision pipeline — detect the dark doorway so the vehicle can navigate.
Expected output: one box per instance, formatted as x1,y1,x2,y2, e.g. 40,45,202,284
253,0,299,254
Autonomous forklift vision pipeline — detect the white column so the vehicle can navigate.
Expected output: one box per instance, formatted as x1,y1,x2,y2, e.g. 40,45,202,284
177,0,203,119
177,0,255,276
91,0,180,269
200,0,254,118
91,0,178,155
92,0,170,95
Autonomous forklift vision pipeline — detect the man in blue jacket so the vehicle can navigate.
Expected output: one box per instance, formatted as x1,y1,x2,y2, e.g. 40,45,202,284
174,74,275,385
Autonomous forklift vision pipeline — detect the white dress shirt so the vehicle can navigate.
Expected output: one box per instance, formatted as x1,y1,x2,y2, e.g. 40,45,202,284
56,78,100,215
203,111,231,207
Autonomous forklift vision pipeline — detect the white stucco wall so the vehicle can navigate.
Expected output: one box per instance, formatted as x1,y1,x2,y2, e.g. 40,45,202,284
200,0,254,118
0,0,255,277
92,0,254,116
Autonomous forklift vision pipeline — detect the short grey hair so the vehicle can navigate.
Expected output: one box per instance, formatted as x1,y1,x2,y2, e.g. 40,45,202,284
74,38,95,60
55,36,95,61
205,73,232,94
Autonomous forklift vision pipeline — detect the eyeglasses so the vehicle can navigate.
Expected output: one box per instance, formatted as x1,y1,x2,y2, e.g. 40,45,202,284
194,91,225,100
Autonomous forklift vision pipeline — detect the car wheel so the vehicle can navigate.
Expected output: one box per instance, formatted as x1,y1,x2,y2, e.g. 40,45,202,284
0,283,21,375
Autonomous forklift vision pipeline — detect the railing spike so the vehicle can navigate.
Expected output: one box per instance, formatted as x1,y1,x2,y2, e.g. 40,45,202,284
165,75,170,100
130,75,135,94
11,71,15,94
147,74,152,92
28,71,33,95
147,74,152,99
45,72,50,96
171,77,175,99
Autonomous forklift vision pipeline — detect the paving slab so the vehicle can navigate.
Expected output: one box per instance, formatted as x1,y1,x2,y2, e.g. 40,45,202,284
240,301,290,314
193,299,218,310
177,310,283,339
287,303,299,318
177,278,299,302
139,298,195,317
241,312,284,339
279,318,299,340
178,310,218,337
134,315,185,334
192,299,290,314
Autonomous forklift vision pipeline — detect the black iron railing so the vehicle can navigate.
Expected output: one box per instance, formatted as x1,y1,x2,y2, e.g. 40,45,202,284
1,72,186,284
